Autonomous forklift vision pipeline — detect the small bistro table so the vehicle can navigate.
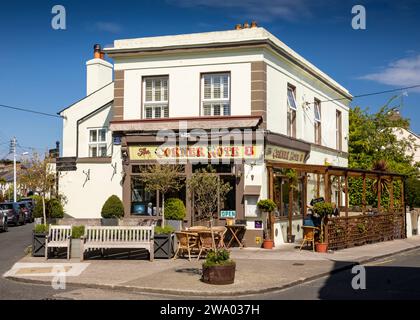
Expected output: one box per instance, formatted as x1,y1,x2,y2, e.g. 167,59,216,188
225,225,246,248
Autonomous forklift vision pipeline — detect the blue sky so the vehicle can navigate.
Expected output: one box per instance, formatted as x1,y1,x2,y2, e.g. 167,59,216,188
0,0,419,159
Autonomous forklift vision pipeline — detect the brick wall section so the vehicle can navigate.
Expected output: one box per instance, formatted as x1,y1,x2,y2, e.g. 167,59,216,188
251,61,267,128
113,70,124,121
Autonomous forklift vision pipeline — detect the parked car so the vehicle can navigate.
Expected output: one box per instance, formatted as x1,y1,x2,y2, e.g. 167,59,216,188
19,201,34,223
0,208,8,232
0,202,25,226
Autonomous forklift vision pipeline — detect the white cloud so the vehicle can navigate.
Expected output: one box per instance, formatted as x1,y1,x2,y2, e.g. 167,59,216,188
166,0,314,22
94,22,123,34
360,55,420,91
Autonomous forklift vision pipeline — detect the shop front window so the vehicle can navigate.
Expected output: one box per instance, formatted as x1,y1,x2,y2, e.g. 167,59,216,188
273,174,303,219
131,177,157,216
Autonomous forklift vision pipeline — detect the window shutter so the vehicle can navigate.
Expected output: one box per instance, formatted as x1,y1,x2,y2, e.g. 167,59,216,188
204,76,211,99
213,104,221,116
162,79,168,101
213,76,221,99
163,106,169,118
145,79,153,102
222,75,229,99
154,106,161,118
203,104,211,116
223,104,230,116
145,107,153,119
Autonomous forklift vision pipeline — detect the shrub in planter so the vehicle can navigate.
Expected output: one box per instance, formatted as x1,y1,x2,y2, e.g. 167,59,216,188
32,224,49,257
101,195,124,225
257,199,277,248
201,249,236,285
154,225,176,259
313,202,334,253
70,226,85,259
164,198,186,230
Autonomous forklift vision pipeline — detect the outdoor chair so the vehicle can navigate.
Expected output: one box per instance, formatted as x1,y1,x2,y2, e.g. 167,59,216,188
299,226,320,252
173,231,200,261
211,226,227,248
196,231,215,260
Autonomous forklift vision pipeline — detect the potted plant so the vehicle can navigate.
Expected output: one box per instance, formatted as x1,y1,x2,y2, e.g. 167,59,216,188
164,198,186,231
47,198,65,225
154,225,176,259
101,195,124,226
313,202,334,253
257,199,277,249
187,165,234,284
32,224,49,257
70,225,85,259
201,249,236,285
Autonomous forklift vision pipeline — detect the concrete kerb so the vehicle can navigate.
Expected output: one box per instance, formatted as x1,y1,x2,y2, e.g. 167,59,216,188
5,244,420,297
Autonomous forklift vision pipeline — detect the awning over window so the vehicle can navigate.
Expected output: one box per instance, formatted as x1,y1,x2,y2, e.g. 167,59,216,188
244,185,261,196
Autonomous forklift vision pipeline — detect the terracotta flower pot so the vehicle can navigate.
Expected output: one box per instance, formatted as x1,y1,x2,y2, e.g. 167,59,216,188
263,239,274,249
315,242,328,253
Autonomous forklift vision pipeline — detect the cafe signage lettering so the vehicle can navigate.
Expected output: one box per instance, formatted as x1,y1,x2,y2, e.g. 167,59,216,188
129,145,262,161
265,145,306,163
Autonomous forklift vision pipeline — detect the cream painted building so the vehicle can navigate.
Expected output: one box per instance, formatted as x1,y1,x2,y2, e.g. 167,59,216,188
58,25,352,246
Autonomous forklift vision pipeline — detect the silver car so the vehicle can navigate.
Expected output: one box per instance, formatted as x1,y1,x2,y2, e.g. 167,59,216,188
0,209,8,232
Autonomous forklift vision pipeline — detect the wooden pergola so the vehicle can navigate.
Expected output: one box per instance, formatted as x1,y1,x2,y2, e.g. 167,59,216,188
267,162,406,249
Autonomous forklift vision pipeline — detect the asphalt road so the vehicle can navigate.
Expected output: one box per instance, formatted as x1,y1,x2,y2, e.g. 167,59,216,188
1,223,420,300
0,222,80,300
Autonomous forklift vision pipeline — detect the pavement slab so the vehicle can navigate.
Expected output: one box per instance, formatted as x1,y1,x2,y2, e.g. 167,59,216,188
4,235,420,296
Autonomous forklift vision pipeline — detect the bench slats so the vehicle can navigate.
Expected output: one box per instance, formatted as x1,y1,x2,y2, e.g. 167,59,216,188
80,226,154,262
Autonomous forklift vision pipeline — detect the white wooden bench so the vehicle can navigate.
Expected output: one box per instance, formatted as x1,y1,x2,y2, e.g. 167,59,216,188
80,226,154,262
45,225,72,260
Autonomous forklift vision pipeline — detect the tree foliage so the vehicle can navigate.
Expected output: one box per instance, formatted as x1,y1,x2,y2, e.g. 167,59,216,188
348,100,420,207
137,164,184,226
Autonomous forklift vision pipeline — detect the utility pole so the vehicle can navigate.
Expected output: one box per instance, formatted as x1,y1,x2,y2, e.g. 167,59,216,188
9,137,17,202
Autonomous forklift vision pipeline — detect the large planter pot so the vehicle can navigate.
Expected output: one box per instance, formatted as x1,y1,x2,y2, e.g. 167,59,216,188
166,220,183,231
101,218,119,226
315,242,328,253
262,239,274,249
154,233,175,259
32,232,47,257
201,262,236,285
70,238,81,259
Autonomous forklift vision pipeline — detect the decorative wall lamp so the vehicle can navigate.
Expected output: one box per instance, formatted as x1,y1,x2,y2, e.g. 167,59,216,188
82,169,90,187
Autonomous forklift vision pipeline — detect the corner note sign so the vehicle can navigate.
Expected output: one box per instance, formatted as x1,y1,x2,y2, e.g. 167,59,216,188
220,210,236,219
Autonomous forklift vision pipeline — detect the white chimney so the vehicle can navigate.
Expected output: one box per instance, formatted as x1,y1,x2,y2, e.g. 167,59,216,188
86,44,113,95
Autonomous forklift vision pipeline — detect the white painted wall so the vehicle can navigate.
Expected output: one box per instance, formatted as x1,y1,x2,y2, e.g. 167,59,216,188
59,146,122,218
120,53,254,120
86,58,113,95
265,52,349,153
393,128,420,165
60,83,114,157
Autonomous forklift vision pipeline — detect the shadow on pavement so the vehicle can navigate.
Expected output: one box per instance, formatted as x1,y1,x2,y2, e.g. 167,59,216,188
318,262,420,300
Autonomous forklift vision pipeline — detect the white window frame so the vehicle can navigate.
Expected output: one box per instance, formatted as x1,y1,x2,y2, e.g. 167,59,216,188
287,85,297,138
88,128,108,157
143,76,169,119
314,99,322,145
201,73,231,116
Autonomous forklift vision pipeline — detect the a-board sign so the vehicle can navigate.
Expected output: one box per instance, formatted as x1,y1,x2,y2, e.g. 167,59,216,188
220,210,236,219
310,197,325,206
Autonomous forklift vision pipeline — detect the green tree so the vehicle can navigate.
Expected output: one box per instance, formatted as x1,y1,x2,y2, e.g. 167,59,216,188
19,153,55,225
187,165,232,250
348,99,420,206
137,164,184,227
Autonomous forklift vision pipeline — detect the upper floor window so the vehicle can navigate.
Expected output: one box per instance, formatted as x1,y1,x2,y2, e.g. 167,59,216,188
89,128,107,157
336,110,342,151
201,73,230,116
314,98,322,145
143,77,169,119
287,85,297,138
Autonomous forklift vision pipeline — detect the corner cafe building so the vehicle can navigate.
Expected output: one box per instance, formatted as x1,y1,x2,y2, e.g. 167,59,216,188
110,115,333,247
